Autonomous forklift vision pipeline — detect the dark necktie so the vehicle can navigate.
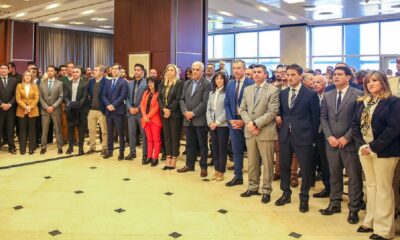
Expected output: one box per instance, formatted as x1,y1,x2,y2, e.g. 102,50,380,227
289,88,296,108
254,85,260,104
235,80,240,115
337,90,342,111
2,77,7,88
111,79,116,91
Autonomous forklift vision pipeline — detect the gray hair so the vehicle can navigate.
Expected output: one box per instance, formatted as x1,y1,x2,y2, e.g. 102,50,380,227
192,61,204,72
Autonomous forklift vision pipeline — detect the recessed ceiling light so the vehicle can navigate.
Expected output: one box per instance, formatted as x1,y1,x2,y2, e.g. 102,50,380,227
70,21,84,25
91,17,108,21
46,3,59,9
257,6,269,12
48,17,59,22
303,5,316,11
0,4,11,8
283,0,305,4
288,15,297,20
253,19,263,24
218,11,233,16
15,12,26,18
319,12,333,15
99,25,112,28
82,10,95,15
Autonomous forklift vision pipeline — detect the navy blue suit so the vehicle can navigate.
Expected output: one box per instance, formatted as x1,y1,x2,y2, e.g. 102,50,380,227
224,77,254,179
279,85,320,201
102,77,128,154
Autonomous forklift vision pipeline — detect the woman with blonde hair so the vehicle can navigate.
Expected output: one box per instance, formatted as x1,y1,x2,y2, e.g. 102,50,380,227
158,64,184,170
16,70,40,155
352,70,400,240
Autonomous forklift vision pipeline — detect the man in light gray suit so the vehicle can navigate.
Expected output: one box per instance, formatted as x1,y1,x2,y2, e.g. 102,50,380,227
319,66,363,224
39,65,63,154
178,61,211,177
239,64,280,204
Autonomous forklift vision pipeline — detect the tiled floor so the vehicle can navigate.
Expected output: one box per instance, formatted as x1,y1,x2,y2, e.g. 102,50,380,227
0,142,399,240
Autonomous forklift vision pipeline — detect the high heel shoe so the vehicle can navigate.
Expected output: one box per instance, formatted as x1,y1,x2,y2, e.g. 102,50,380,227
151,159,159,167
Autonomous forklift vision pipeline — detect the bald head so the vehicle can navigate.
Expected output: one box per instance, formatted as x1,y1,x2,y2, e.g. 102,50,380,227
313,75,326,94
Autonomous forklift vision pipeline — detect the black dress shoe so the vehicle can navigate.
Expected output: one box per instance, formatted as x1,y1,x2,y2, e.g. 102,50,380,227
261,194,271,204
168,166,175,170
118,153,124,161
103,153,113,159
29,150,34,155
151,159,159,167
162,166,169,170
227,165,235,171
58,149,63,154
357,226,373,233
9,148,16,154
313,189,330,198
143,158,152,165
369,234,389,240
142,156,150,165
125,152,135,160
66,148,73,155
100,149,107,156
78,150,84,156
240,190,260,197
299,200,309,213
20,151,26,155
177,166,195,173
86,149,96,155
358,200,366,210
319,205,341,215
274,195,291,206
348,210,359,224
225,178,243,187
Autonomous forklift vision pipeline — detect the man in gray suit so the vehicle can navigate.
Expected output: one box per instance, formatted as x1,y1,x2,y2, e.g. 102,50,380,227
39,65,64,154
178,61,211,177
319,66,363,224
239,64,280,204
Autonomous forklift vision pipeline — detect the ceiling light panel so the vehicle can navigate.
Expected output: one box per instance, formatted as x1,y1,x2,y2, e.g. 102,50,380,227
46,3,59,9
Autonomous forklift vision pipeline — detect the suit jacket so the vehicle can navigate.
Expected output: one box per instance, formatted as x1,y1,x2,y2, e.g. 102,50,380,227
15,83,39,118
320,86,363,152
240,83,279,140
180,77,211,127
158,79,183,118
102,77,128,116
63,79,89,126
224,77,254,128
0,76,18,110
140,91,162,127
352,96,400,158
279,85,320,146
126,78,147,117
389,77,400,97
88,76,107,114
206,90,227,127
39,79,63,115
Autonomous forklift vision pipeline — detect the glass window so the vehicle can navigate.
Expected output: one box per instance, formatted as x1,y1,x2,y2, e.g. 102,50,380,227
214,34,234,59
259,30,280,57
311,57,342,71
208,35,213,59
345,56,380,71
259,58,280,76
381,21,400,54
242,59,258,68
344,23,379,55
312,26,342,56
235,32,258,58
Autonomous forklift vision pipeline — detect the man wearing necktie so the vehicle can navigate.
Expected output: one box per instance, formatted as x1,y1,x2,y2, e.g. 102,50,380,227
102,63,128,160
0,63,18,154
239,64,279,204
319,66,364,224
275,64,320,213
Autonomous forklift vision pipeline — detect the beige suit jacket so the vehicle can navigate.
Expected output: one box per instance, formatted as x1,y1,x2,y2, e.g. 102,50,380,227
389,77,400,97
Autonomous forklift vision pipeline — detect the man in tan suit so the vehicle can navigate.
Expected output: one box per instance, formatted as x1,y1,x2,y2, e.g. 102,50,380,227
239,64,280,204
39,65,64,154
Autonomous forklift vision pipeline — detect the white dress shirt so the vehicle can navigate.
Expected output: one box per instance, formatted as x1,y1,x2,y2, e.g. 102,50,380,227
71,79,80,101
288,83,302,104
24,83,31,97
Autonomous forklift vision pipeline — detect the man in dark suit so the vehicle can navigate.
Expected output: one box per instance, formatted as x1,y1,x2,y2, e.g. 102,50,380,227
0,63,18,154
274,64,320,213
319,66,364,224
178,61,211,177
7,62,22,83
224,60,254,186
63,67,89,155
102,63,128,160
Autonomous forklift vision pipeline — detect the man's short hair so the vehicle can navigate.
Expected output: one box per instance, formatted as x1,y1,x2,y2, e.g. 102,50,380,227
59,64,67,69
233,59,246,68
253,64,267,73
47,65,57,72
134,63,144,71
0,63,8,68
334,66,353,76
95,64,106,73
286,64,303,75
7,62,16,68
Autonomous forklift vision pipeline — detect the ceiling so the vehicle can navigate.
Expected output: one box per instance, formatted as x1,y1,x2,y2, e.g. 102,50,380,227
1,0,400,34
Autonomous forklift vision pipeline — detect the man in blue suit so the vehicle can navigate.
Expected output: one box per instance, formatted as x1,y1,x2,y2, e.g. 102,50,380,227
102,63,128,160
125,63,148,162
224,60,254,187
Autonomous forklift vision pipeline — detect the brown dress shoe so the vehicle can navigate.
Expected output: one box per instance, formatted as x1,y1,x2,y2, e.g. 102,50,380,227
290,178,299,188
177,166,195,173
273,174,280,181
200,168,208,178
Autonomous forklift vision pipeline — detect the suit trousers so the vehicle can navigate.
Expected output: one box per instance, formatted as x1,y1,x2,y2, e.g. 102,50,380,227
144,123,161,159
274,140,299,179
359,151,398,239
162,116,182,157
0,109,16,149
106,114,125,154
18,116,36,152
246,138,275,194
210,127,229,173
280,135,314,201
68,121,85,150
314,132,330,191
41,113,62,150
61,103,78,142
185,125,208,170
229,128,246,179
393,161,400,214
127,114,147,156
326,147,362,211
88,110,107,151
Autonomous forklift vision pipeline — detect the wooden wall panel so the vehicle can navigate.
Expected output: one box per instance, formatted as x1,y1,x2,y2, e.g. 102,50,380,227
0,19,12,64
12,21,35,72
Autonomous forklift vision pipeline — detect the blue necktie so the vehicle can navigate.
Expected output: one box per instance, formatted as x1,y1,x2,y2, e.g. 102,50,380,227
111,79,116,91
